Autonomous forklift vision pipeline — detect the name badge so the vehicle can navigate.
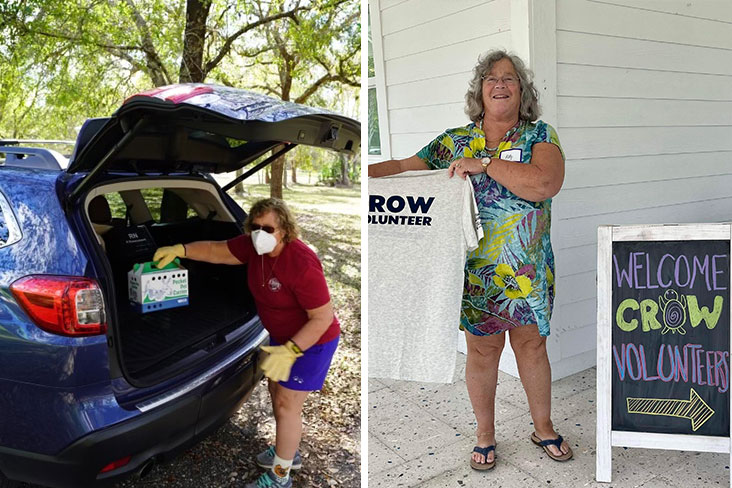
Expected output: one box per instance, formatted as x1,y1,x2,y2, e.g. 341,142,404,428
499,148,522,162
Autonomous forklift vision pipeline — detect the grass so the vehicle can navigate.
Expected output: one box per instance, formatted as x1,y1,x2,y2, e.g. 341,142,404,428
232,182,361,216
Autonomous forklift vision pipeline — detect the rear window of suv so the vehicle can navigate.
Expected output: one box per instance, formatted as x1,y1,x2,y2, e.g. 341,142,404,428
106,189,198,224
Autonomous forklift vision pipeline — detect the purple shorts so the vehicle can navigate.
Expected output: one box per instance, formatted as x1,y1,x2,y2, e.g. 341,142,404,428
270,336,339,391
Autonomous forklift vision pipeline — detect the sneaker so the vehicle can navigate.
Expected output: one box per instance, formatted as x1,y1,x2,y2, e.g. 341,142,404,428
255,446,302,470
244,470,292,488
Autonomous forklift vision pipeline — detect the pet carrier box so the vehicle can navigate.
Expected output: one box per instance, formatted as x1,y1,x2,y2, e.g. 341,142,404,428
128,259,189,313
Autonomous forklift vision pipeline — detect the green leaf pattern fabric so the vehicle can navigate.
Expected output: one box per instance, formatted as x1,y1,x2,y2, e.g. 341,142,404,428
416,120,563,337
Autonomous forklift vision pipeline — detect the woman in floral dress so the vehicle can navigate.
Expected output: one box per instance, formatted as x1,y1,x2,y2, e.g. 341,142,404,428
368,49,572,469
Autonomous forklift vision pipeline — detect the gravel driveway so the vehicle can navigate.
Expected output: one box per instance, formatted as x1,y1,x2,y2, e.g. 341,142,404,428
113,374,360,488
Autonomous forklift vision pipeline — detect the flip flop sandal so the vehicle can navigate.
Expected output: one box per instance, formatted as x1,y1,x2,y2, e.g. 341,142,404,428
469,445,496,470
530,433,573,462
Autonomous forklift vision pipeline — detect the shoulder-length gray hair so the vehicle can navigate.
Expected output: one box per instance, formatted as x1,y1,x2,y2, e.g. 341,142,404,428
464,50,541,124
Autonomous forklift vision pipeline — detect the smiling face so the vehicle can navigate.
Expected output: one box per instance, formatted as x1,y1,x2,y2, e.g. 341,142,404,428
481,57,521,122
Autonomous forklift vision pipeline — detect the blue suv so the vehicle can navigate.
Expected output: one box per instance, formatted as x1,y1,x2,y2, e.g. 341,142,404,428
0,84,359,488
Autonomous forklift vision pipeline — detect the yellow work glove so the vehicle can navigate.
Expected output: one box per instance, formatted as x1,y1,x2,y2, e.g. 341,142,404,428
259,340,304,382
153,244,186,269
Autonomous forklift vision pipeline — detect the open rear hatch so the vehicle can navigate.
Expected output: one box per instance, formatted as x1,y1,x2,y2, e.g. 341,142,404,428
62,84,360,386
66,83,359,199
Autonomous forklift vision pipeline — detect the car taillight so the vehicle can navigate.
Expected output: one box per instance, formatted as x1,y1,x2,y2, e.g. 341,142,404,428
10,275,107,337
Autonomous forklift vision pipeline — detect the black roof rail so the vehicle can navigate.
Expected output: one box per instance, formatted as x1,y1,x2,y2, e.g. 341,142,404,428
0,146,66,170
0,139,74,146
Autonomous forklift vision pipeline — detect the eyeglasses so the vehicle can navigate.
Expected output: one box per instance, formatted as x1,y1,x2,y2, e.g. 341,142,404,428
481,75,518,86
251,224,277,233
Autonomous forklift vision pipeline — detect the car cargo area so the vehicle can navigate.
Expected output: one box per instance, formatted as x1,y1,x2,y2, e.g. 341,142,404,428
87,182,258,381
113,257,256,380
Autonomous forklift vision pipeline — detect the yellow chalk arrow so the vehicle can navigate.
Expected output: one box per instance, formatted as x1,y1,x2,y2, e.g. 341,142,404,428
626,388,715,432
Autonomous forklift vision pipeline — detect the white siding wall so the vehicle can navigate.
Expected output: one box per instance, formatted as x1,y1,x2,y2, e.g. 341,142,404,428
551,0,732,378
375,0,513,159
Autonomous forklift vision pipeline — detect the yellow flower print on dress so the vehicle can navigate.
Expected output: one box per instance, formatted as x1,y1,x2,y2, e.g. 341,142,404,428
470,137,485,154
493,263,533,299
440,135,455,153
463,136,485,158
496,140,512,154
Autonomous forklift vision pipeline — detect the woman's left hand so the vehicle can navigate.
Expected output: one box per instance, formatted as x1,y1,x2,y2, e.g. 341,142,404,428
448,157,484,179
260,340,304,382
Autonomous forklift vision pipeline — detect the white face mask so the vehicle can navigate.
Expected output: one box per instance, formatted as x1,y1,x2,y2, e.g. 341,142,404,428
251,229,277,255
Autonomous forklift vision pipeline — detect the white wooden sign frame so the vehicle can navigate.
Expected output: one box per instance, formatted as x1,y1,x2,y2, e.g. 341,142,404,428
596,224,732,484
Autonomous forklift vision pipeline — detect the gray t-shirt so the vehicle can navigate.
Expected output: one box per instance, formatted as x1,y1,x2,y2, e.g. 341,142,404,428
368,169,483,383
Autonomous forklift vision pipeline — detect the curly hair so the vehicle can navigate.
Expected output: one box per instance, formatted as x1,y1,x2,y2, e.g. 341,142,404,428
245,198,300,243
464,50,541,123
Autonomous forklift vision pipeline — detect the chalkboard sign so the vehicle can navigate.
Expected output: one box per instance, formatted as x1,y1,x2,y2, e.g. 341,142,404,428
612,240,730,436
597,224,732,485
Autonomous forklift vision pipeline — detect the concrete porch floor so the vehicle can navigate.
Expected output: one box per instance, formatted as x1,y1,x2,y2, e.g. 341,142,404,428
368,353,729,487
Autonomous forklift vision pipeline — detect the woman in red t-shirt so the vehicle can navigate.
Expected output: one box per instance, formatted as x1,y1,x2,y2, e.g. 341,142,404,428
154,198,339,488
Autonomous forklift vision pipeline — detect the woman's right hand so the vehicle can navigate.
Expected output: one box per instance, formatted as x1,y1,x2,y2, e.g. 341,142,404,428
448,157,484,179
153,244,186,268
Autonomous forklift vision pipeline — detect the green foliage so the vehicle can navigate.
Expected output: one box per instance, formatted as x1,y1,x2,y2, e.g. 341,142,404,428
367,6,375,78
0,0,169,139
0,0,359,144
318,159,340,185
234,0,359,196
368,87,381,155
105,188,196,223
232,0,360,107
105,192,128,221
316,153,360,187
349,158,361,182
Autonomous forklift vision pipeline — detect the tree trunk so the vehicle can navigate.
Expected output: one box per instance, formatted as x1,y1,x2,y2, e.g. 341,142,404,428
291,160,298,184
179,0,211,83
270,161,284,196
265,166,270,184
269,145,285,199
234,168,246,195
269,76,291,197
339,154,351,186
